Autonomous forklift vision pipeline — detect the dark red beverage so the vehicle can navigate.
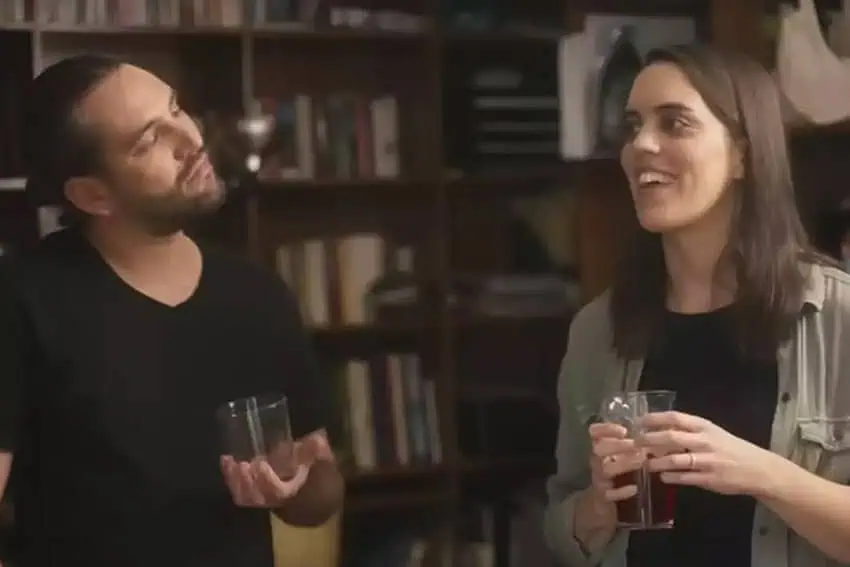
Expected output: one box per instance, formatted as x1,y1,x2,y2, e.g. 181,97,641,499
613,469,676,529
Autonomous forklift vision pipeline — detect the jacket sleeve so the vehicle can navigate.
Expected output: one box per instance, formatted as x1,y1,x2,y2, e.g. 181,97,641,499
542,297,628,566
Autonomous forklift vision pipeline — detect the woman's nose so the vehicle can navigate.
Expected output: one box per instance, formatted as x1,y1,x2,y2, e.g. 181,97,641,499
630,125,662,154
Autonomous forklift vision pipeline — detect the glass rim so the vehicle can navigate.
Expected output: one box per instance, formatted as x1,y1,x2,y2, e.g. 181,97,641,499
608,389,676,399
217,393,288,419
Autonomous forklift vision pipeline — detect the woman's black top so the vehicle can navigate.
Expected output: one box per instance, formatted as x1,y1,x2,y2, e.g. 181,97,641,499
627,307,778,567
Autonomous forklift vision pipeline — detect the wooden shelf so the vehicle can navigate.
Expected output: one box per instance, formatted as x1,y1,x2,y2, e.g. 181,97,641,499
442,30,561,45
251,26,430,42
345,489,450,514
311,322,434,340
444,156,618,196
34,24,243,36
253,178,437,205
459,455,553,475
790,120,850,139
570,0,709,16
0,23,32,32
1,23,431,41
454,312,572,332
345,464,448,484
307,314,570,343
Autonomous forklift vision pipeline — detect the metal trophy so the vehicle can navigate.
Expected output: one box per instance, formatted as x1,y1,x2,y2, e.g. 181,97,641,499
201,101,276,195
235,101,276,177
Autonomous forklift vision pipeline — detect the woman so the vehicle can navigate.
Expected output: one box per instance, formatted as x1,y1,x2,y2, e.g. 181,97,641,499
543,44,850,567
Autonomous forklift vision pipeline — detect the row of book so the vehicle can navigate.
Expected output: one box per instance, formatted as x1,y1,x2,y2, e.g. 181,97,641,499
18,0,424,30
336,354,441,470
274,233,399,327
259,93,400,182
22,0,311,27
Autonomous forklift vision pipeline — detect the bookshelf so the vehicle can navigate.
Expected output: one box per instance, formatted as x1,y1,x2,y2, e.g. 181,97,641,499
1,0,849,564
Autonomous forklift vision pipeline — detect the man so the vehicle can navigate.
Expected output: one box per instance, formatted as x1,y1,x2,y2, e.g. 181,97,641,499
0,55,344,567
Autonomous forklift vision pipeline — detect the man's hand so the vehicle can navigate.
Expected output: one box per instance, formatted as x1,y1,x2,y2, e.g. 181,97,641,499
221,434,324,508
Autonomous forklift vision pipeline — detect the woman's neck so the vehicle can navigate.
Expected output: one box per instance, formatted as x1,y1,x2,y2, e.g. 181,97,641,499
662,206,736,314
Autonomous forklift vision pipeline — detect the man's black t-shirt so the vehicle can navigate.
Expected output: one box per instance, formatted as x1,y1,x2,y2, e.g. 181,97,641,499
0,228,329,567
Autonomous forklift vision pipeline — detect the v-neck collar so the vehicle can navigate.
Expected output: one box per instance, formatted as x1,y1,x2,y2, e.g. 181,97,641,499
75,228,206,310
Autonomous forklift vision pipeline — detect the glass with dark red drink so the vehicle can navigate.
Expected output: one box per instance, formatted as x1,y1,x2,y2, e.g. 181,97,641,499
601,390,676,529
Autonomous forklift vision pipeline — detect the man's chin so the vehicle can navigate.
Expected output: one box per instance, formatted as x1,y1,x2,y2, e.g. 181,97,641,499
142,197,227,237
193,182,228,211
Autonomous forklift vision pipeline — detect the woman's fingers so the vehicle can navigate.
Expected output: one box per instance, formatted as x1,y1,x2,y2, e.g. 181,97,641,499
589,422,628,441
588,423,645,505
601,451,645,479
593,437,637,459
606,483,639,502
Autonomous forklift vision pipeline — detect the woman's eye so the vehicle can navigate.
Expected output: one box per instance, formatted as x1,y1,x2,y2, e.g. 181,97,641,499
660,115,689,135
621,120,641,141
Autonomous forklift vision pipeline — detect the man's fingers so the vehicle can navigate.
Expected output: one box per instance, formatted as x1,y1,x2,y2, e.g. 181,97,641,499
253,461,309,501
221,455,267,506
240,461,265,505
220,456,245,504
223,454,311,507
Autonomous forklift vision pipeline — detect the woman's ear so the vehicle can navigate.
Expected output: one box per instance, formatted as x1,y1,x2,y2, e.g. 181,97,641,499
730,139,746,181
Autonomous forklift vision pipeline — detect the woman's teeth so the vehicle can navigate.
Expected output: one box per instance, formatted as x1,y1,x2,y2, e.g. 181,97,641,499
638,171,675,188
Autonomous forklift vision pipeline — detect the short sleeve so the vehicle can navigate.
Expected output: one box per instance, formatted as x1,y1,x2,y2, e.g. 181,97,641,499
272,281,331,441
0,265,36,452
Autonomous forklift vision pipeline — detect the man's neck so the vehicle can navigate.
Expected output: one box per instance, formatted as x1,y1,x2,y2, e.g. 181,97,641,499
85,221,194,278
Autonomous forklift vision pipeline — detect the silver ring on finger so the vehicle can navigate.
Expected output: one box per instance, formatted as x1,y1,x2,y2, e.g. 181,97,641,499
688,452,696,470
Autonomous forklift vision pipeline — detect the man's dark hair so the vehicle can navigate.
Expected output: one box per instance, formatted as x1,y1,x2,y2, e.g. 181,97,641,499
21,54,124,212
610,44,829,362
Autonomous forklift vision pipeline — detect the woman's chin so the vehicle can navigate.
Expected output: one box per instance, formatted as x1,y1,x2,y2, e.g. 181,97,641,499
636,210,689,234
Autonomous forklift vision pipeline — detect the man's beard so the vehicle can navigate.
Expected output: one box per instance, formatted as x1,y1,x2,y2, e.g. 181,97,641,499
123,181,227,237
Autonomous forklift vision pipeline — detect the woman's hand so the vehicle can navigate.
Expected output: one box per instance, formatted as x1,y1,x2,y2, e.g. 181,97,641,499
589,422,646,503
574,422,646,552
640,410,782,497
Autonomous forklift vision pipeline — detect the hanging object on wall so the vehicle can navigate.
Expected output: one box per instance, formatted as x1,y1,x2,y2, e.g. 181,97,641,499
558,31,596,159
776,0,850,125
593,26,643,154
558,15,696,160
827,0,850,57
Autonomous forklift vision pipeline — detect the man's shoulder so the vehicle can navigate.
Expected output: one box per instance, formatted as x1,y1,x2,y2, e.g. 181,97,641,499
200,243,291,303
2,228,87,288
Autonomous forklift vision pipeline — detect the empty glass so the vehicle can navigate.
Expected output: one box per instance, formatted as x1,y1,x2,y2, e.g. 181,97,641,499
216,393,296,478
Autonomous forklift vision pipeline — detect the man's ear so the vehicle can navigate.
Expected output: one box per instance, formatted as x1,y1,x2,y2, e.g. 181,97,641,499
64,176,111,217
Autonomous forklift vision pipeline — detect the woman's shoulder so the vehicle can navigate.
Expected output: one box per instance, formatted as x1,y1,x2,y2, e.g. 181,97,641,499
569,289,612,340
804,262,850,316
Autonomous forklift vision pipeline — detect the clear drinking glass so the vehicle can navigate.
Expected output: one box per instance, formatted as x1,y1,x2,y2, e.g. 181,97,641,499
600,389,677,530
216,393,296,478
